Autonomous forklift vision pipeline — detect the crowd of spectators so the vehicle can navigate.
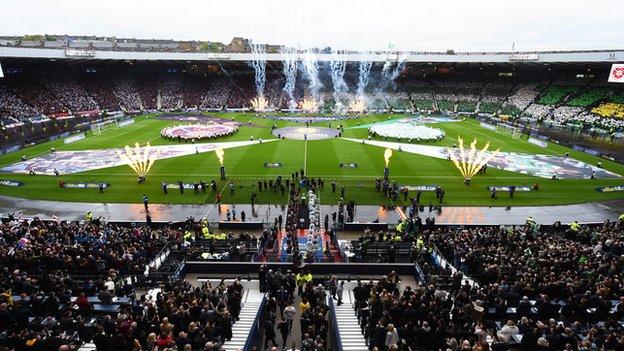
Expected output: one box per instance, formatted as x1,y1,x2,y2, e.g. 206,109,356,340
504,83,541,113
39,74,98,112
135,75,158,110
226,78,255,109
523,103,552,119
158,76,183,110
1,69,623,136
182,77,211,109
350,219,624,350
0,216,179,350
430,221,624,349
0,85,38,121
114,76,142,111
0,214,252,351
78,74,121,112
260,267,330,351
5,73,68,116
201,77,233,109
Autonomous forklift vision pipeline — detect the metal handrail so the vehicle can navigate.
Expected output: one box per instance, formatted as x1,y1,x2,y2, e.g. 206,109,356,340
328,294,344,351
242,294,267,351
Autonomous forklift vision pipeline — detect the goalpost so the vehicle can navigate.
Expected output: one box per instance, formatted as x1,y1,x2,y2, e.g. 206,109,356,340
496,123,523,139
90,120,117,135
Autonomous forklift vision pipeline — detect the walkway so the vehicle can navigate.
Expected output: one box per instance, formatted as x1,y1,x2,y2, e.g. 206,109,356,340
0,195,621,225
195,279,264,351
335,290,368,351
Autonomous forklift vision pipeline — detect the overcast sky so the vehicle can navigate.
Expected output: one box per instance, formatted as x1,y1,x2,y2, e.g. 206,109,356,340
1,0,622,52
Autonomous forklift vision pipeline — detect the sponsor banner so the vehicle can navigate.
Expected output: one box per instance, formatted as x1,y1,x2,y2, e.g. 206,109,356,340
264,162,282,168
572,145,601,156
486,185,532,192
608,64,624,83
480,122,497,131
339,163,358,168
117,119,135,128
164,182,207,190
65,49,96,57
509,53,539,61
403,185,439,191
64,133,86,144
63,182,110,189
0,179,24,187
527,137,548,148
596,185,624,193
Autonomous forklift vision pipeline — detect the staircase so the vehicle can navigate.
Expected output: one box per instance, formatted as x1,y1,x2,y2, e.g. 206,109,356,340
221,289,264,351
334,291,368,351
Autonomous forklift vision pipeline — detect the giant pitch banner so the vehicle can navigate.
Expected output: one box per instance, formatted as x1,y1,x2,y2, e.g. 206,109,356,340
608,64,624,83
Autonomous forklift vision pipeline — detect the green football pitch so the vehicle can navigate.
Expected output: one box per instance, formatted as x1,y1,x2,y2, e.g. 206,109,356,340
0,112,622,207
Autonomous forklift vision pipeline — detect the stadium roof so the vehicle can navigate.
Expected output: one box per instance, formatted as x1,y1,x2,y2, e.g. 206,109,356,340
1,46,623,66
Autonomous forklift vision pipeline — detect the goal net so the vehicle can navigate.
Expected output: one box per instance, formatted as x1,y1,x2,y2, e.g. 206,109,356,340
496,123,522,139
90,120,117,135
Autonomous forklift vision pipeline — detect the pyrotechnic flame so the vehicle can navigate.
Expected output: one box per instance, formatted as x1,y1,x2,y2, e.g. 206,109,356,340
116,142,159,177
215,148,224,166
348,97,366,113
384,148,393,167
250,96,268,111
299,97,319,113
447,136,500,180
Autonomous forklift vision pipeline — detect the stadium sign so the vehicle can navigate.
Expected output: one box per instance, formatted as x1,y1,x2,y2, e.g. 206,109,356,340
264,162,282,168
527,137,548,148
63,182,109,189
64,49,96,57
117,119,135,128
509,53,539,61
480,122,497,131
206,53,230,60
486,185,532,192
0,179,24,187
596,185,624,193
64,133,86,144
339,163,358,168
608,64,624,83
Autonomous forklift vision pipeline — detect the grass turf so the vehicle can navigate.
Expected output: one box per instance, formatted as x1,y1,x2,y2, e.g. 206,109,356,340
0,112,622,207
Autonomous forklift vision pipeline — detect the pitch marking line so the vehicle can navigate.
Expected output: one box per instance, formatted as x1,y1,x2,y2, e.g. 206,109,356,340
303,139,308,174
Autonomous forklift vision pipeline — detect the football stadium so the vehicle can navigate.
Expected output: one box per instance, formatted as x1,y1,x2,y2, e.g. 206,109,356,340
1,1,624,351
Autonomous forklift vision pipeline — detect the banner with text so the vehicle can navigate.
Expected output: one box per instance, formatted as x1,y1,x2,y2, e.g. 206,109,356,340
403,185,439,191
486,185,532,192
596,185,624,192
0,179,24,187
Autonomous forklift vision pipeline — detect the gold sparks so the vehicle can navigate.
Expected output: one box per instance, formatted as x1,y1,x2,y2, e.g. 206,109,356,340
299,97,319,113
250,96,269,111
116,142,159,177
215,148,224,166
384,148,393,167
447,136,500,180
348,97,366,113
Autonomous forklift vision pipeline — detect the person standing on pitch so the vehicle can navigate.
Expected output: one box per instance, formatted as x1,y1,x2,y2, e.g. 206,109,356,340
142,195,149,211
